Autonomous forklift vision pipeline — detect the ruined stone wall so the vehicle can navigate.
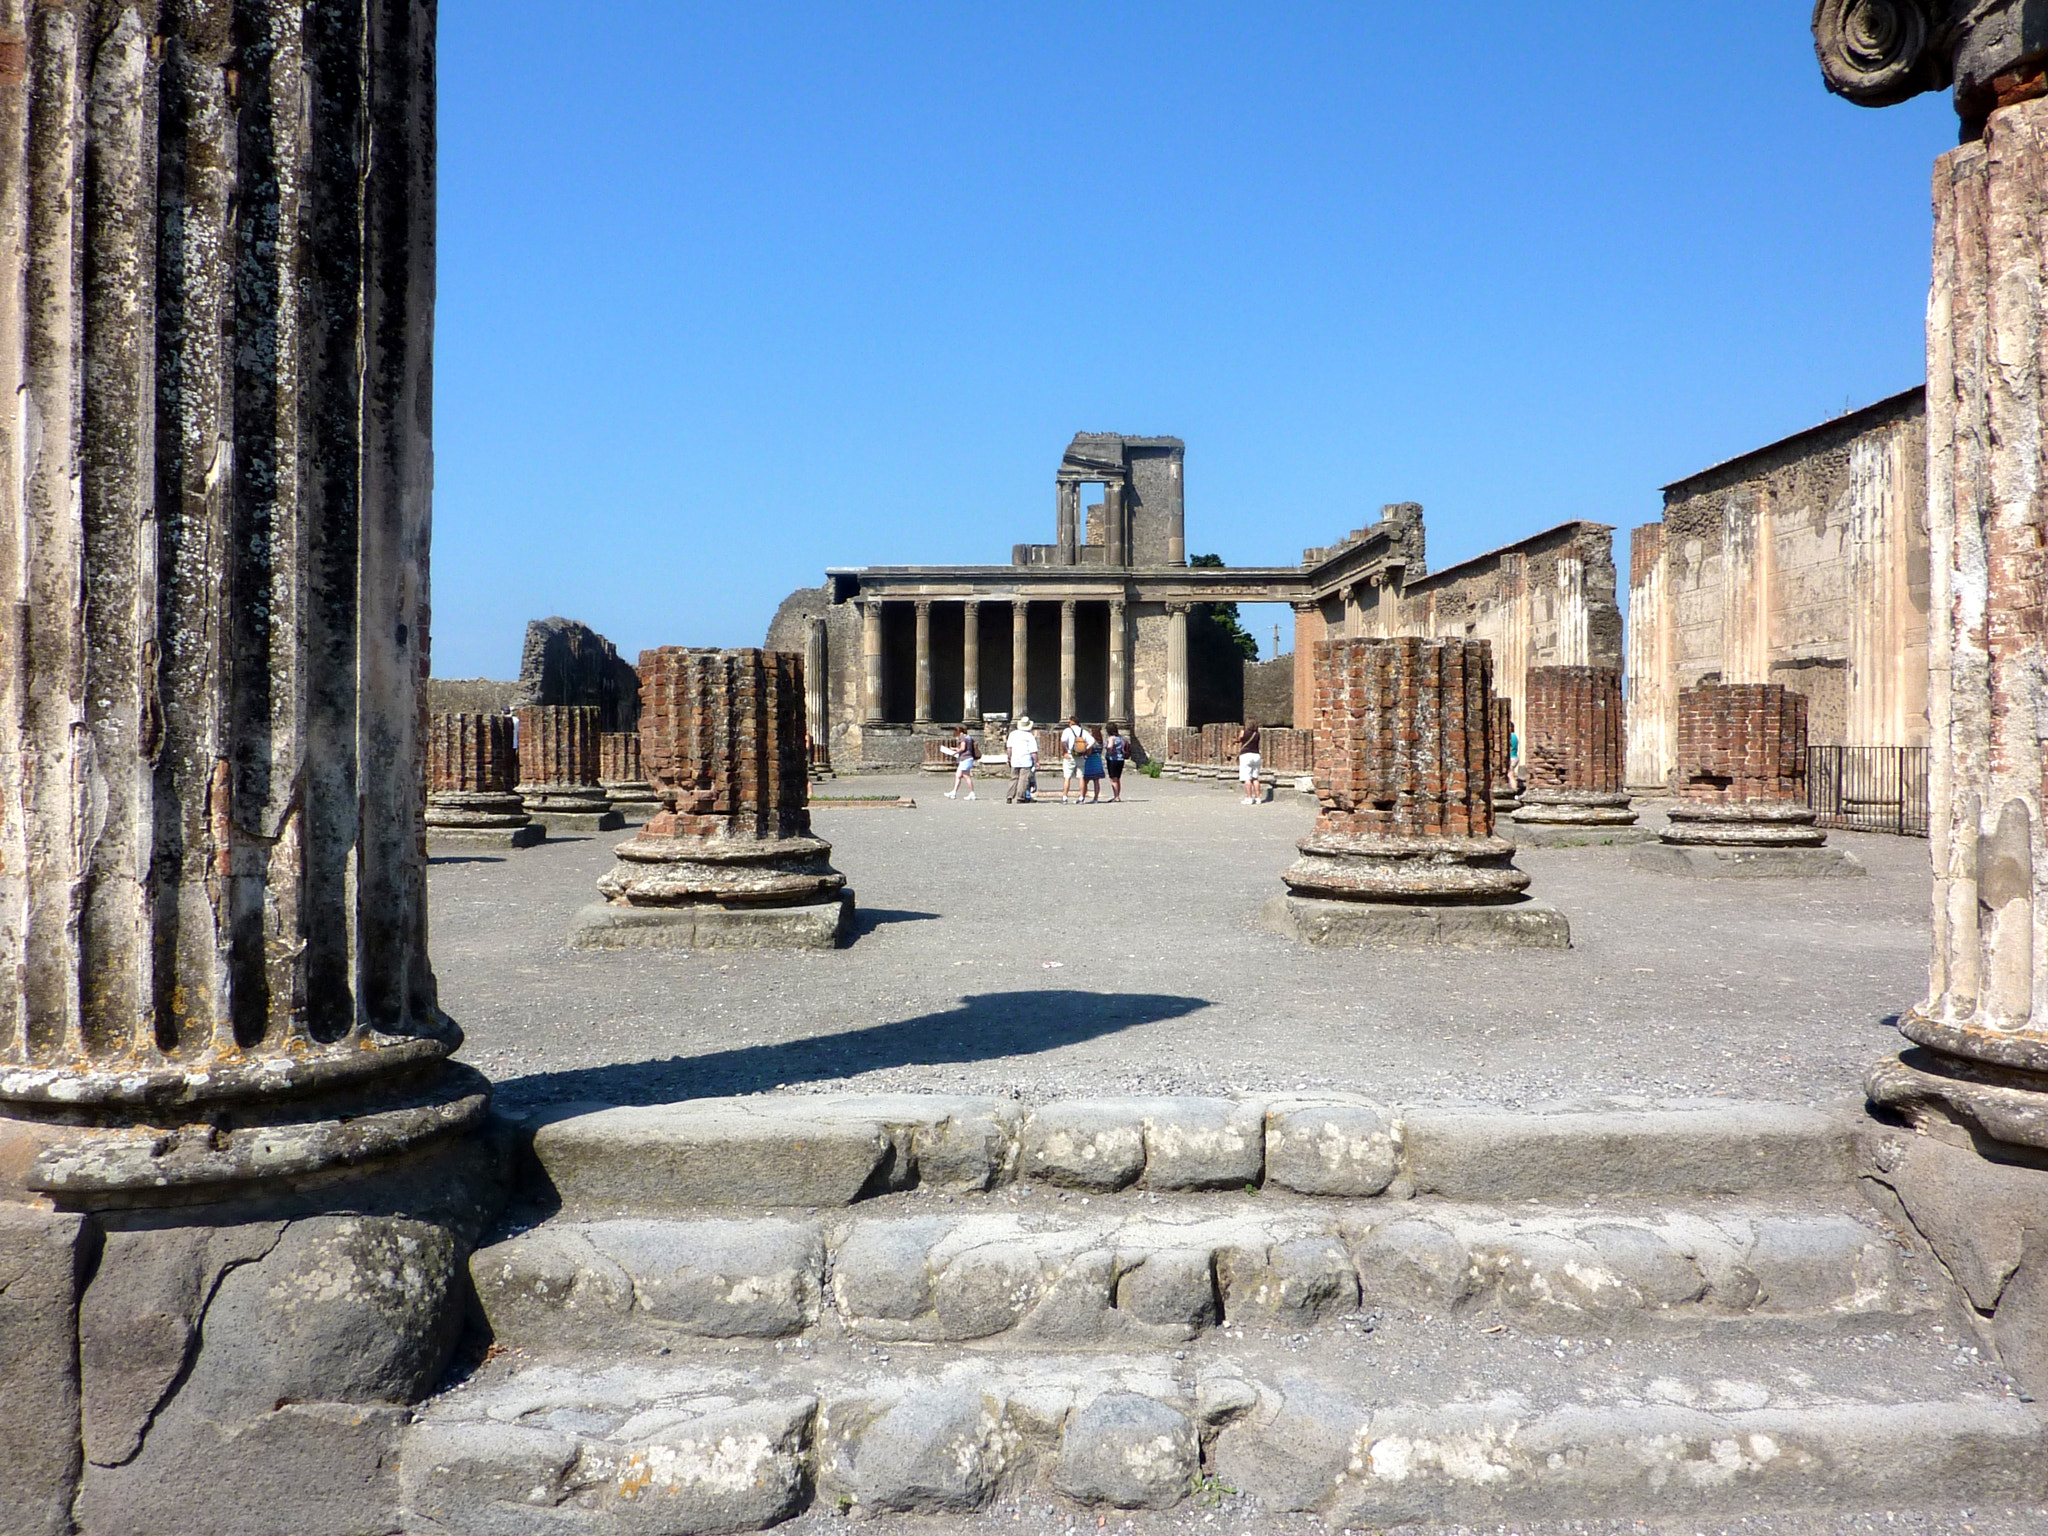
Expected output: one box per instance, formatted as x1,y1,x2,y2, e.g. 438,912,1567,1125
766,586,863,761
1242,655,1296,728
1674,683,1808,803
426,678,522,716
518,618,642,733
1311,637,1492,839
1630,390,1929,784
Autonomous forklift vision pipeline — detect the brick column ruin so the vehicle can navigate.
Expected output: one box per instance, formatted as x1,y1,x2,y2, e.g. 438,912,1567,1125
428,713,542,849
600,730,663,818
1510,665,1641,838
1631,683,1862,878
571,648,850,951
516,705,624,832
0,4,496,1528
1268,638,1567,948
1491,696,1521,812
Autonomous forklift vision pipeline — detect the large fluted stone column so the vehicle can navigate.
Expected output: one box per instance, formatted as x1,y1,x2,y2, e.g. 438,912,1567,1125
1057,482,1080,565
0,6,499,1530
1510,666,1649,845
913,599,934,725
1105,482,1128,567
860,599,885,725
804,615,832,774
963,601,982,721
1810,4,2048,1394
1012,600,1030,720
1059,599,1078,721
516,705,623,833
429,713,543,850
1109,600,1128,725
1265,638,1567,948
571,648,850,951
1166,603,1191,731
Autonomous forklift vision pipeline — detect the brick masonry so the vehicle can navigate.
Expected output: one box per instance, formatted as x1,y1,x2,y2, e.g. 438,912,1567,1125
1492,697,1514,780
429,713,518,795
1674,683,1807,803
517,706,603,790
1311,637,1493,840
600,732,646,786
1523,667,1624,794
637,648,813,841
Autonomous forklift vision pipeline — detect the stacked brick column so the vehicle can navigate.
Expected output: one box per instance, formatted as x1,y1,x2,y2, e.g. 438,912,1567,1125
1658,683,1826,849
600,731,663,816
516,705,623,830
1281,638,1532,905
427,713,541,847
573,649,849,950
1491,696,1521,812
1512,666,1635,828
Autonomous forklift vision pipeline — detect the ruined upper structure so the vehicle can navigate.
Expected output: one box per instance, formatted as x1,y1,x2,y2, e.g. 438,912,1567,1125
519,617,642,733
1814,0,2048,129
1019,434,1187,569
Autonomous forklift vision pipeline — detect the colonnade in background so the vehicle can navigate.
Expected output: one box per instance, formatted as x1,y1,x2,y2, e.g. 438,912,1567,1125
856,597,1182,729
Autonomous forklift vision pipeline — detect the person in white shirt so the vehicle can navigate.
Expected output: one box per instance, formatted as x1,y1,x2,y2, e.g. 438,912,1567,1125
1005,716,1039,804
1058,717,1094,804
941,723,978,800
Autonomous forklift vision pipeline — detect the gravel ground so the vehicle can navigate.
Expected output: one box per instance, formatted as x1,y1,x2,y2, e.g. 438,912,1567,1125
429,775,1929,1118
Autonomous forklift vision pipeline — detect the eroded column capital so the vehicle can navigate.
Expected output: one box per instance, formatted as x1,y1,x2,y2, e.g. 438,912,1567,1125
1815,0,2048,123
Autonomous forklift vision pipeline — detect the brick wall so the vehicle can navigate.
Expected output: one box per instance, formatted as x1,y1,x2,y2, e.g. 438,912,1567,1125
637,648,811,838
428,712,517,795
1522,666,1624,793
514,705,601,789
1674,682,1807,802
1491,696,1514,779
600,731,645,785
1311,636,1492,839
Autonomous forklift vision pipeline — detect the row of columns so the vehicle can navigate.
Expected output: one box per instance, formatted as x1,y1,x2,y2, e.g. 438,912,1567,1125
860,598,1178,727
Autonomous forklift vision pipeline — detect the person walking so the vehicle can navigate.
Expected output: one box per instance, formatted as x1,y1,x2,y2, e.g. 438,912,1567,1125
1058,716,1093,804
1236,718,1264,805
1508,726,1523,795
1005,715,1039,804
1103,723,1130,803
1081,730,1106,803
941,722,978,800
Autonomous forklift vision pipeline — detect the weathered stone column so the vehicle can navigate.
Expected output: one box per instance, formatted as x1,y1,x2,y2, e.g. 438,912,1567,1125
805,615,830,763
860,599,885,725
1012,600,1030,719
1167,603,1191,730
1625,524,1672,789
600,731,663,819
962,601,982,721
571,648,850,951
1630,683,1862,879
1511,666,1647,844
1105,483,1128,567
913,599,934,725
1058,482,1080,565
517,705,624,833
1060,599,1079,721
1109,600,1128,724
1266,638,1566,948
0,5,497,1529
429,714,543,850
1490,697,1521,813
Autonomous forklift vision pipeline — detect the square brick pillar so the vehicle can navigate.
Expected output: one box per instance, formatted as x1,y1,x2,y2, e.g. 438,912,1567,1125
572,648,850,951
1511,665,1637,829
1271,638,1566,947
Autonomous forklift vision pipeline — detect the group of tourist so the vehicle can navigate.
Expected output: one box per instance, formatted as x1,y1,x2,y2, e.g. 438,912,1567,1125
937,717,1269,806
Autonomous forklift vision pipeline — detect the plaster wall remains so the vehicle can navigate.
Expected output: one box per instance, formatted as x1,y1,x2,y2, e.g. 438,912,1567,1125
1627,389,1929,787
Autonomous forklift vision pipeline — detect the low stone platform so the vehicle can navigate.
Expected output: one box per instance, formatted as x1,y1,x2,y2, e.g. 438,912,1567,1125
1629,843,1868,879
532,807,626,835
1508,823,1659,848
1262,893,1571,949
567,891,854,951
429,824,546,853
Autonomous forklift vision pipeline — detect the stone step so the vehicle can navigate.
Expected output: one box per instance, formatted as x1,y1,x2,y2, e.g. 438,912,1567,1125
403,1323,2043,1533
472,1194,1925,1357
518,1094,1862,1215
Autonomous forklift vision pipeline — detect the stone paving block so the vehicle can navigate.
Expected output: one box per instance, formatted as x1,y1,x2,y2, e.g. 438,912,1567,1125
1053,1392,1198,1509
1218,1237,1360,1324
527,1101,894,1211
1399,1103,1858,1200
1264,1098,1401,1197
1745,1215,1897,1314
831,1217,952,1328
1135,1098,1265,1190
581,1218,824,1338
932,1243,1048,1340
1353,1218,1477,1309
1114,1248,1219,1333
471,1227,635,1353
1019,1102,1147,1190
0,1205,88,1536
823,1094,1021,1193
1211,1378,1369,1511
835,1386,1015,1514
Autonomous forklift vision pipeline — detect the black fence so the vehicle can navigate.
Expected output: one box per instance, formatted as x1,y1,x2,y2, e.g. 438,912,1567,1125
1805,745,1931,837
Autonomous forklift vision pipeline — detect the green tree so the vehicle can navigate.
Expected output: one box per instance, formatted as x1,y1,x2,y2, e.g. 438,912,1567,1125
1188,554,1260,662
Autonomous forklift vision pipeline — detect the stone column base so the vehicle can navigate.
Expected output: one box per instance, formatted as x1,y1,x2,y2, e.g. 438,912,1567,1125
429,824,546,853
1661,802,1828,847
1262,893,1570,949
1491,780,1522,814
568,891,854,952
1511,823,1659,848
531,808,627,835
1512,791,1638,827
1868,1045,2048,1152
1628,843,1867,879
1282,833,1532,903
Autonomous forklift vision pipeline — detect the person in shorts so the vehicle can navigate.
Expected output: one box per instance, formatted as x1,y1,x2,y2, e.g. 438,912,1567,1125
941,722,977,800
1080,732,1106,803
1005,716,1039,803
1236,718,1264,805
1059,717,1093,804
1103,724,1130,802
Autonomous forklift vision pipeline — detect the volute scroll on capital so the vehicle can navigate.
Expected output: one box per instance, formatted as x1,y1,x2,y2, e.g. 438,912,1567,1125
1814,0,2048,120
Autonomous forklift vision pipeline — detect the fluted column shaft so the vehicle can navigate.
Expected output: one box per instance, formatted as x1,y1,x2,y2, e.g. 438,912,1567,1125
1012,601,1030,717
1059,600,1078,721
913,600,934,724
962,602,981,721
1167,603,1190,730
804,616,828,747
860,600,884,725
1108,601,1127,723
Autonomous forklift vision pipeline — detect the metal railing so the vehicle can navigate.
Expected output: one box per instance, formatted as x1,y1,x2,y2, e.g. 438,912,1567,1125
1805,745,1931,837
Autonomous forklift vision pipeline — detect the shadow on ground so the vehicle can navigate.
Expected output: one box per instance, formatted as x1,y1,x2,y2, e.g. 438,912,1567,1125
848,908,941,938
493,989,1211,1110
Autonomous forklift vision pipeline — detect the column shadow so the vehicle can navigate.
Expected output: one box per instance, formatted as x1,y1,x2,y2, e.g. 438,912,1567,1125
492,988,1210,1111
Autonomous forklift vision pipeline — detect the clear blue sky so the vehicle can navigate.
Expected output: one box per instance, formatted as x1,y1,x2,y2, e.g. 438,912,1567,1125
432,2,1956,677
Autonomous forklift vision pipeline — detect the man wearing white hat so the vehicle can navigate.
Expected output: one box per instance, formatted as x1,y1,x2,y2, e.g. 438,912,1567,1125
1005,715,1040,804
